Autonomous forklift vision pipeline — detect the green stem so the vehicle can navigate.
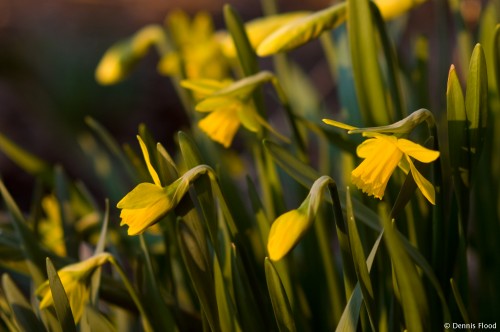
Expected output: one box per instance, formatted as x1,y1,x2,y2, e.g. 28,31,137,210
109,257,154,332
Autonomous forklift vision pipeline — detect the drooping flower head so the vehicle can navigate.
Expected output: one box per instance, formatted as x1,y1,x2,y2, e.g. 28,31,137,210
117,136,182,235
323,114,440,204
117,137,214,235
182,72,289,148
267,176,333,261
36,253,112,323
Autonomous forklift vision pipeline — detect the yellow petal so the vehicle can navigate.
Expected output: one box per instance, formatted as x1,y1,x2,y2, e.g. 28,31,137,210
137,136,161,186
267,209,310,261
95,42,129,85
356,138,379,158
198,108,240,148
196,96,236,112
257,4,346,56
397,139,440,163
117,184,172,235
373,0,427,20
116,183,166,209
322,118,358,131
406,155,436,205
181,78,232,97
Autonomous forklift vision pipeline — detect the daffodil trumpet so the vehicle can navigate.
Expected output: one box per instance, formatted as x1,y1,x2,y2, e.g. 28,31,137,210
322,115,440,204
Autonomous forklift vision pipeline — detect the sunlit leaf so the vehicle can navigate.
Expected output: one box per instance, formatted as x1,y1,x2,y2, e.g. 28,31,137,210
46,258,77,332
265,258,296,332
2,274,47,332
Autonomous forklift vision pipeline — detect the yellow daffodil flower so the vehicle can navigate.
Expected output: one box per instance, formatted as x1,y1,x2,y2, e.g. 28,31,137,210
38,194,66,256
182,74,289,148
158,10,229,80
373,0,428,20
117,136,184,235
216,11,309,58
36,253,112,323
96,25,168,85
268,176,333,261
323,119,440,204
268,208,310,261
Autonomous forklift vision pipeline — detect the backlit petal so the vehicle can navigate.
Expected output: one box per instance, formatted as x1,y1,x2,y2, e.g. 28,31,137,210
138,136,161,186
267,209,310,261
397,139,440,163
406,155,436,204
322,119,358,131
198,108,240,147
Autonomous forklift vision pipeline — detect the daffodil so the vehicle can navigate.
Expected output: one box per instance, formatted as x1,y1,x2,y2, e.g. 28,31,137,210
373,0,428,20
268,176,333,261
117,136,183,235
323,119,440,204
158,10,229,80
182,73,289,148
267,208,310,261
95,25,168,85
38,194,66,256
36,253,112,323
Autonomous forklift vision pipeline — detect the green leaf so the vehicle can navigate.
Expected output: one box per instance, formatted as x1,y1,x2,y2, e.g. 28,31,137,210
213,254,240,332
447,65,470,226
0,132,50,179
348,0,390,126
383,218,428,332
246,176,271,262
336,230,383,332
265,258,296,332
257,3,347,56
231,244,268,331
398,231,451,322
89,200,110,305
138,235,177,331
2,274,47,332
465,44,489,170
494,25,500,95
263,140,381,231
85,117,137,182
223,4,259,77
178,131,218,251
177,220,219,332
82,305,116,332
450,278,471,326
46,258,77,332
370,2,405,120
54,166,78,259
0,180,46,286
345,188,376,330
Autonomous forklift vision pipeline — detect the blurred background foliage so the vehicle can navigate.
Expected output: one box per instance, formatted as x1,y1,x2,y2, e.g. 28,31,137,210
0,0,499,330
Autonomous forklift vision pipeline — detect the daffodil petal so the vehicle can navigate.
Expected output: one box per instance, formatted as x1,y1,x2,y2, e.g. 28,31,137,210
356,138,379,158
116,183,167,209
195,96,236,112
406,155,436,205
137,136,161,186
322,119,358,131
267,209,310,261
397,139,440,163
181,78,232,96
198,108,240,148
